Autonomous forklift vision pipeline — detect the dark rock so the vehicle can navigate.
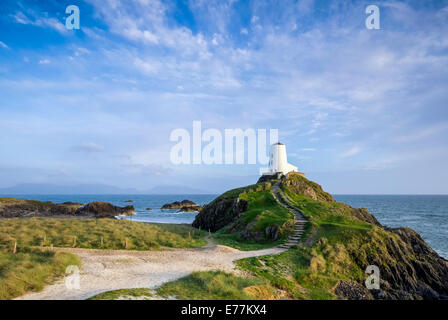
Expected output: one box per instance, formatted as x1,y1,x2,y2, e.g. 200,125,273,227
62,201,83,206
335,281,374,300
125,200,133,203
193,198,248,232
162,200,198,210
348,226,448,300
265,225,280,240
240,223,264,241
77,201,135,218
178,205,203,212
146,208,152,211
0,198,82,218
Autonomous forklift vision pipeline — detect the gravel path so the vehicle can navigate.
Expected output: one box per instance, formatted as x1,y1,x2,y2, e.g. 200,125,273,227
16,244,285,300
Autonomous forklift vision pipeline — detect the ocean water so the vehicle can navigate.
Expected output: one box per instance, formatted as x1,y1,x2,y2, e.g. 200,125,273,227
3,194,447,259
334,195,448,259
2,194,217,225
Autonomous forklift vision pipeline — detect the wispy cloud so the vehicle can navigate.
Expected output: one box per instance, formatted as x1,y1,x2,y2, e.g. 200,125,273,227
12,11,66,34
340,146,362,158
71,142,105,153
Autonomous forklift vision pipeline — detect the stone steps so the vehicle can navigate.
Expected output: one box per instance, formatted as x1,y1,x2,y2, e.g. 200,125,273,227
271,181,310,250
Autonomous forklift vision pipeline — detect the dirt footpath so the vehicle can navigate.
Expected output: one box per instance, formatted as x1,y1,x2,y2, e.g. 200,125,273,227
16,245,285,300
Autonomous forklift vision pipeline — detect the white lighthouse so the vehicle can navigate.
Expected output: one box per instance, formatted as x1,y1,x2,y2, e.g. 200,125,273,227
262,142,305,178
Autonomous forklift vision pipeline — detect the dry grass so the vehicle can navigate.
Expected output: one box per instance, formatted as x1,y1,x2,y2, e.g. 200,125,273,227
0,218,207,251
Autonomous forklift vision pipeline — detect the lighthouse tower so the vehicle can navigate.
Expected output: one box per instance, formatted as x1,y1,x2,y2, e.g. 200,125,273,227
262,142,304,178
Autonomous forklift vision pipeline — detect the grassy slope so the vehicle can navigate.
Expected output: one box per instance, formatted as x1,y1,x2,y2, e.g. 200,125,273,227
153,176,390,300
212,182,294,250
157,271,278,300
0,218,207,251
0,248,80,300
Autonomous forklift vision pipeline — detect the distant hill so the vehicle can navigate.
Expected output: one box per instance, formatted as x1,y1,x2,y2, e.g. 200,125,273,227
0,183,212,195
0,183,139,195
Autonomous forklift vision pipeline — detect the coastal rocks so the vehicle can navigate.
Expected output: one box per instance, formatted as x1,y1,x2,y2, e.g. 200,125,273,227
0,198,82,218
146,208,152,211
161,200,203,212
334,281,374,300
0,198,137,219
162,200,196,209
193,198,248,232
178,206,203,212
76,201,135,218
346,226,448,300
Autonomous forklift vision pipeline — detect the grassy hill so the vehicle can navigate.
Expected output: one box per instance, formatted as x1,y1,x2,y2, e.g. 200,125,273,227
167,175,448,300
193,182,295,250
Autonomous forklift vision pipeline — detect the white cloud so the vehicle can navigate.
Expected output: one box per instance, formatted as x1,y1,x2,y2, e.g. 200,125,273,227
340,146,362,158
12,11,66,34
0,41,8,49
39,59,51,65
71,142,105,153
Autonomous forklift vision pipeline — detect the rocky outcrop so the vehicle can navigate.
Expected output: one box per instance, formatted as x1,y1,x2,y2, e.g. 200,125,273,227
76,201,135,218
161,200,203,212
0,198,82,218
162,200,197,210
178,205,203,212
193,198,248,232
363,227,448,300
0,198,134,219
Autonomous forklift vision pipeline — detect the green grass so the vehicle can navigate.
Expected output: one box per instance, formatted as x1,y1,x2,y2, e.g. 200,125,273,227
239,190,294,233
282,187,373,231
210,189,294,249
0,248,80,300
157,271,278,300
0,218,207,251
158,177,385,300
212,232,284,251
89,288,154,300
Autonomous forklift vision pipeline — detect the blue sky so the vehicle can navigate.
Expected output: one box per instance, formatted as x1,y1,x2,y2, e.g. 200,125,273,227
0,0,448,194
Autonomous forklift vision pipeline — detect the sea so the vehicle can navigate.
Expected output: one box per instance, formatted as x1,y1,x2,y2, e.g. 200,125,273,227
3,194,447,259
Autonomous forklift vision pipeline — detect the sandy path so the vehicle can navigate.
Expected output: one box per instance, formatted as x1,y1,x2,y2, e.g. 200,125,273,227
16,245,285,300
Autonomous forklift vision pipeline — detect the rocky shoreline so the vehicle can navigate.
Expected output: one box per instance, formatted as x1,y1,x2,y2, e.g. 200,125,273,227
0,198,135,219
